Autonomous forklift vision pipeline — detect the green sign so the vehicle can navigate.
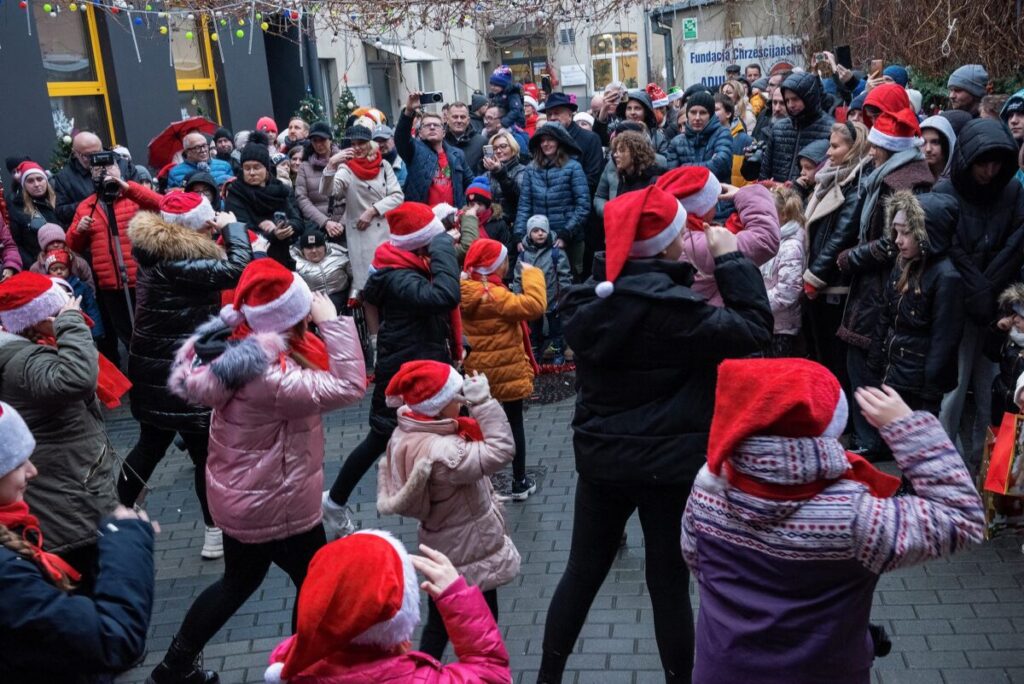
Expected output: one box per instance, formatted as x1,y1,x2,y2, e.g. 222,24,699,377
682,17,698,41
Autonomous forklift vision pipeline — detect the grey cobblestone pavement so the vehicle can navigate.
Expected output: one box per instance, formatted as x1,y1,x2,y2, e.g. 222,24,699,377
108,394,1024,684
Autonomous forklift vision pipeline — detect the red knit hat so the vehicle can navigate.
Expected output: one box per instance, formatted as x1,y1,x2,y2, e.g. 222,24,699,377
0,271,70,333
44,249,71,272
463,238,508,277
219,258,312,333
160,191,216,230
868,109,921,152
256,116,278,135
14,161,46,184
265,530,420,682
385,202,445,251
595,185,687,298
385,359,462,416
706,358,847,475
646,83,669,108
655,166,722,219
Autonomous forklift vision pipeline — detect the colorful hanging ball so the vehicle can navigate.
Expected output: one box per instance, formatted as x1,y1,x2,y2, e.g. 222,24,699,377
42,3,51,10
289,9,298,19
185,30,193,39
260,20,268,30
237,17,244,24
133,15,142,24
144,3,150,8
235,28,244,37
18,1,26,9
219,18,225,25
159,24,167,34
69,2,77,9
111,5,119,13
255,10,261,18
186,12,193,19
209,32,217,41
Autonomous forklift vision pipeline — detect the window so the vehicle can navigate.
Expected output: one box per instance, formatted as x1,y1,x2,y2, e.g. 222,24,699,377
590,32,639,90
170,15,221,120
34,3,115,143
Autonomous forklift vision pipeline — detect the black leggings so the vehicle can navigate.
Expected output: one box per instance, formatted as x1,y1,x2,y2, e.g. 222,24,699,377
117,424,212,527
502,400,527,481
538,477,694,683
420,587,499,659
329,427,392,505
174,525,326,650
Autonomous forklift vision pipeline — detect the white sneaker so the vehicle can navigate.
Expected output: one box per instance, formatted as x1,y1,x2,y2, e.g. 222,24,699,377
201,526,224,559
322,491,357,540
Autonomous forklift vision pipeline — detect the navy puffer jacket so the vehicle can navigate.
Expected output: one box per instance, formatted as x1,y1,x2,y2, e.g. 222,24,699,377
666,115,734,181
759,72,835,182
514,123,591,242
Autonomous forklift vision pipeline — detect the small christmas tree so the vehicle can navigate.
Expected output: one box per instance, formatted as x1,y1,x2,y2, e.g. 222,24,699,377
295,89,326,125
333,87,358,139
49,112,76,174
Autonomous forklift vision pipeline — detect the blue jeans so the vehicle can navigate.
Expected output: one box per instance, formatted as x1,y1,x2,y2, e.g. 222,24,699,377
847,345,885,452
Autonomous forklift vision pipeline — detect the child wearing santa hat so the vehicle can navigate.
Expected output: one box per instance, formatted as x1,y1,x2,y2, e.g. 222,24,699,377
682,359,984,684
44,249,104,340
377,360,520,660
149,258,367,684
461,238,546,500
263,531,511,683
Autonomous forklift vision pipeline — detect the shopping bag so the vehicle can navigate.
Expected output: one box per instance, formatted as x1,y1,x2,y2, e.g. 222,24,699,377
984,412,1024,495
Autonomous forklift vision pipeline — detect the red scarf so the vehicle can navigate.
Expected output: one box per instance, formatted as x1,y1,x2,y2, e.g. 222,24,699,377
372,242,464,363
347,152,383,182
228,321,330,371
36,323,131,409
0,501,81,585
724,451,901,500
469,273,540,375
407,410,484,441
686,211,744,235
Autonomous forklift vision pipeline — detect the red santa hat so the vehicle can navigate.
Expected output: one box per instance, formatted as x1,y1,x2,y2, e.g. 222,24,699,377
160,191,216,230
386,202,445,251
867,109,921,152
595,185,687,298
463,238,508,277
264,530,420,682
219,258,312,333
385,359,462,416
0,271,70,333
646,83,670,108
256,116,279,135
655,166,721,220
14,161,46,184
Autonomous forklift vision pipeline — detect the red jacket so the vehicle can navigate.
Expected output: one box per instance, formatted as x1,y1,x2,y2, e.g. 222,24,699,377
67,182,161,291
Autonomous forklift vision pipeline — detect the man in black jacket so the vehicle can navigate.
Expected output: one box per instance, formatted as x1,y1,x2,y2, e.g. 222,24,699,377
53,131,144,225
444,102,486,173
758,72,834,182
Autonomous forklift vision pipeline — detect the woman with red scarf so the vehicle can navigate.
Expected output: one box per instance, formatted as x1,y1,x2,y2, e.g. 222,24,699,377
322,123,405,343
147,258,367,684
0,401,156,683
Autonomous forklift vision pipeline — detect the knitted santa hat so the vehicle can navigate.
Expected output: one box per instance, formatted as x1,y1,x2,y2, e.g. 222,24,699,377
385,359,462,416
0,271,70,333
160,192,216,230
595,185,687,298
655,166,721,220
646,83,670,108
868,109,922,152
264,530,420,682
0,402,36,480
220,258,312,333
386,202,445,251
14,161,46,184
463,238,507,277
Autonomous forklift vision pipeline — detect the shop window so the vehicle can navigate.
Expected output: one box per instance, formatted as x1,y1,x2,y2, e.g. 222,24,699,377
170,15,221,120
590,32,639,90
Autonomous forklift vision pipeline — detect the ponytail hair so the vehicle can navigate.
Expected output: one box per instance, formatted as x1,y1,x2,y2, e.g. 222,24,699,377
0,524,76,591
771,184,806,227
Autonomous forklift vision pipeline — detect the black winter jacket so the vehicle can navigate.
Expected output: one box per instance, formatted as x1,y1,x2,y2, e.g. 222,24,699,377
868,194,964,400
758,73,835,182
990,332,1024,425
489,158,526,226
127,215,252,432
0,518,154,683
566,121,605,192
934,118,1024,326
7,192,61,264
363,233,460,434
561,252,773,486
802,160,868,290
445,128,487,175
223,178,303,270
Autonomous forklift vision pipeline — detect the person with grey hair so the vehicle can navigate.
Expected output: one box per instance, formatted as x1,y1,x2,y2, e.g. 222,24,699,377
947,64,989,118
167,131,234,189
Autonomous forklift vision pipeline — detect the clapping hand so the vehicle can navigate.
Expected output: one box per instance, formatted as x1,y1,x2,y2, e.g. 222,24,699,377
855,385,912,429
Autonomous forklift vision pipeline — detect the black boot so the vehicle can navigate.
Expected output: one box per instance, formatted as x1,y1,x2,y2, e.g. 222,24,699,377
146,635,219,684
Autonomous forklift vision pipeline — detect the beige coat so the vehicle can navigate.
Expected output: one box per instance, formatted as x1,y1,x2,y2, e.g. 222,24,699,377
377,398,521,591
322,160,404,291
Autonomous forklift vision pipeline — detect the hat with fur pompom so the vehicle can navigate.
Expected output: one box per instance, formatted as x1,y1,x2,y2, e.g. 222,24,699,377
0,271,70,334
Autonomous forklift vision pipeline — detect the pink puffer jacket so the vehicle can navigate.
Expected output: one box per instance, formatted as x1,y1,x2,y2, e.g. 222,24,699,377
377,399,520,592
265,577,511,683
169,317,366,543
680,183,781,306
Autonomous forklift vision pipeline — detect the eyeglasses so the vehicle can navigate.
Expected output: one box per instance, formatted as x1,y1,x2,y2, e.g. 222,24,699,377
420,122,443,130
493,143,511,150
184,144,208,153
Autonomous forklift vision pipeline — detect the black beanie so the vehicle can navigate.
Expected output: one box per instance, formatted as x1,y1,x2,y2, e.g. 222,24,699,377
213,127,233,142
687,91,716,114
240,131,273,174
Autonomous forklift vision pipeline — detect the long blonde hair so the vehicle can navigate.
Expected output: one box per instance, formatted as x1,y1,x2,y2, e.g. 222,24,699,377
21,182,55,217
772,185,806,226
720,81,752,129
830,121,870,167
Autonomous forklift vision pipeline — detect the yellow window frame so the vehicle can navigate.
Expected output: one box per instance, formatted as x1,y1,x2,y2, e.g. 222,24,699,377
175,16,222,122
44,5,116,143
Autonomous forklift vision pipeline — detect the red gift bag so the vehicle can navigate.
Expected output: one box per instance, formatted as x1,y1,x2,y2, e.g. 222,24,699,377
984,412,1024,495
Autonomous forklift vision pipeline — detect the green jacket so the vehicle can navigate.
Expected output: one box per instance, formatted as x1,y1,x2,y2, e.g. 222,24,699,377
0,312,118,553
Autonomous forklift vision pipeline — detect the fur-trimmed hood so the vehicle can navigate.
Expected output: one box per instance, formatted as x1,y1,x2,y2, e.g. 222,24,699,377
999,282,1024,316
884,190,926,247
128,210,223,265
884,190,957,258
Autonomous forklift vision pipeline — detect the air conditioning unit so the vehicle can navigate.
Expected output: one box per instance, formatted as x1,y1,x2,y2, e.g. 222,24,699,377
558,28,576,45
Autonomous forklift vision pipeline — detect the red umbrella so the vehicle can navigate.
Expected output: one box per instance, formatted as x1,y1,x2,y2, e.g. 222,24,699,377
147,116,219,169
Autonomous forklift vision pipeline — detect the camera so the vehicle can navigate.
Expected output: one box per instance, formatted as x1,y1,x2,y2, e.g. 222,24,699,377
418,91,444,105
98,176,121,203
89,151,117,168
273,211,288,225
743,139,767,165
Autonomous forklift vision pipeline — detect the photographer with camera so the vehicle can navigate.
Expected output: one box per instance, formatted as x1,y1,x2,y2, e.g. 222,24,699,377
395,91,473,208
53,132,146,226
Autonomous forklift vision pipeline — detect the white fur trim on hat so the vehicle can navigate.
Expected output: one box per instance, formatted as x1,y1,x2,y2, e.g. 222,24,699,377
474,244,508,275
387,365,462,416
0,401,36,479
823,391,848,440
390,218,445,251
867,127,919,152
678,174,721,218
431,203,458,221
0,281,70,334
162,196,216,231
349,530,421,647
19,167,46,183
629,201,687,258
241,274,312,334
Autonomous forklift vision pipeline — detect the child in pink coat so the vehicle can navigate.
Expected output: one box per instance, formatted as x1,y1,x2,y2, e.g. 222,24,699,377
656,166,780,306
376,360,520,661
263,531,511,683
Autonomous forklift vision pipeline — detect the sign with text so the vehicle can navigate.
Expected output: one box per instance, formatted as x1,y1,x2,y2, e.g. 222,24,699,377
682,34,803,89
682,17,698,41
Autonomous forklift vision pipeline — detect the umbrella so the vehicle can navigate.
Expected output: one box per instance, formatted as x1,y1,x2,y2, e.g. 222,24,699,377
147,116,219,169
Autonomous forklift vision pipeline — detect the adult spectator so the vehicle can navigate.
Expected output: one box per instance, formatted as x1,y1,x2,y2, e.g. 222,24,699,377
715,94,753,186
166,132,234,189
540,92,605,192
720,80,756,133
445,102,486,173
980,94,1009,121
947,64,989,118
482,130,527,229
295,122,342,237
396,91,473,208
750,69,791,143
745,63,762,84
120,194,252,561
667,90,732,181
282,117,310,151
212,127,233,162
469,92,488,133
8,161,59,265
607,90,668,154
524,94,542,137
920,115,958,181
935,118,1024,464
374,125,407,187
1001,89,1024,149
224,132,304,269
758,72,835,182
725,63,742,81
594,130,661,218
53,131,142,225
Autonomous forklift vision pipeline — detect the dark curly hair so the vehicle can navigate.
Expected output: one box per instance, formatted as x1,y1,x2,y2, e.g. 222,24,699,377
610,130,656,177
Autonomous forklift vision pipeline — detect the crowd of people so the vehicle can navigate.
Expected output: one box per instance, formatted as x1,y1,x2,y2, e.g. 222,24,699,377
0,54,1019,683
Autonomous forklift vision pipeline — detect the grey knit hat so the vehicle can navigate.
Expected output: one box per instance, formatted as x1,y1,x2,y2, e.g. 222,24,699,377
0,402,35,479
947,64,988,98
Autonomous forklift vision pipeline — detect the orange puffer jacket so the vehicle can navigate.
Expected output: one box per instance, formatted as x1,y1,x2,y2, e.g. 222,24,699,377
67,182,162,291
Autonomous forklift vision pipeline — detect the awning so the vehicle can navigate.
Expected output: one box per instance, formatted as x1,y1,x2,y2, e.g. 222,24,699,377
366,42,440,63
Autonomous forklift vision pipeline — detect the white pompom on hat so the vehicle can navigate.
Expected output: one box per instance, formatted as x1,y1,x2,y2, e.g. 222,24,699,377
219,258,312,334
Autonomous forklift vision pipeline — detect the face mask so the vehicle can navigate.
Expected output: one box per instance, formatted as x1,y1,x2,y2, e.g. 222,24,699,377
1009,328,1024,348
